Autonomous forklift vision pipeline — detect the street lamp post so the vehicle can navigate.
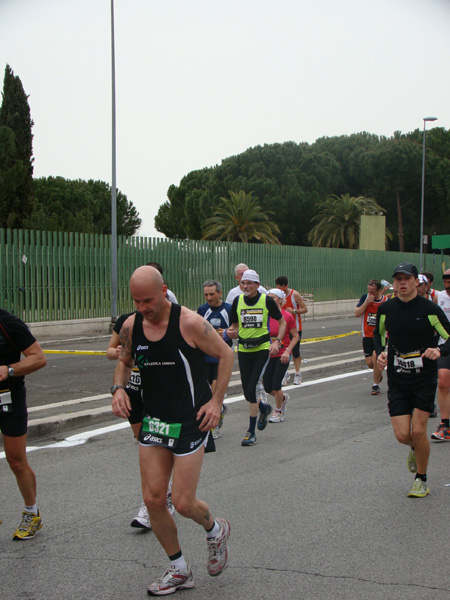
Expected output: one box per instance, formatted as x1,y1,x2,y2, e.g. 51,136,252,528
110,0,117,323
420,116,438,271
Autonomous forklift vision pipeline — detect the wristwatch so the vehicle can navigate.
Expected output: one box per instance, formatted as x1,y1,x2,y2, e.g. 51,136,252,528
275,338,282,344
7,365,14,377
110,384,125,395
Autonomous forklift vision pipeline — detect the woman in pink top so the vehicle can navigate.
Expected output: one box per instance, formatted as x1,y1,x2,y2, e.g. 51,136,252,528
263,289,299,423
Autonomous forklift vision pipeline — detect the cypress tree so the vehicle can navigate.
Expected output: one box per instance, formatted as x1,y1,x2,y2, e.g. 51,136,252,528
0,64,34,227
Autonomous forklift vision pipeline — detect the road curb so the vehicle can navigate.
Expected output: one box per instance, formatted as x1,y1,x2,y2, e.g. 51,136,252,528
25,356,367,442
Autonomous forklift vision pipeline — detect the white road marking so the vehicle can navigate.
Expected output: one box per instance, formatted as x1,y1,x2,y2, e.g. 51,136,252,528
0,369,370,459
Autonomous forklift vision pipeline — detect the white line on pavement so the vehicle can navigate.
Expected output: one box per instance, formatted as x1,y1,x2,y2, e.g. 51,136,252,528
0,369,370,459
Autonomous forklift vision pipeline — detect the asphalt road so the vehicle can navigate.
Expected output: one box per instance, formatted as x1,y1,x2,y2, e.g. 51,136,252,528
26,316,363,408
2,315,450,599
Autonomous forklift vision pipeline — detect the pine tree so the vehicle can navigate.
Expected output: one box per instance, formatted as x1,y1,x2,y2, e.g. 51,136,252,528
0,64,34,227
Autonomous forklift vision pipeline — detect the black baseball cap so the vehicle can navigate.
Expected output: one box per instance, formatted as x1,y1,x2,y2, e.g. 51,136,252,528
392,262,419,278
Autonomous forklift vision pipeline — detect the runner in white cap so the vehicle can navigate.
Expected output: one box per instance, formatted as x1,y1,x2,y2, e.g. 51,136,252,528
227,270,286,446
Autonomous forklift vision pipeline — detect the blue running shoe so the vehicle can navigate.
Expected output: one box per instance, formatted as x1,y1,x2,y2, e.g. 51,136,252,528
241,431,257,446
257,403,272,431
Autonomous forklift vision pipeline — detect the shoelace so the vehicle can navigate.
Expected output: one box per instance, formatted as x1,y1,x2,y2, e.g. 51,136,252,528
18,513,34,531
207,530,224,559
157,567,177,584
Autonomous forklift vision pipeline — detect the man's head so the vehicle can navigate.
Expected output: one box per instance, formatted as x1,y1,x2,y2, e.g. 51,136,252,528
392,262,419,301
422,271,434,294
367,279,382,298
417,274,429,297
275,275,288,292
241,269,260,298
130,266,168,321
392,262,419,279
146,261,163,275
203,280,223,307
443,269,450,295
234,263,249,284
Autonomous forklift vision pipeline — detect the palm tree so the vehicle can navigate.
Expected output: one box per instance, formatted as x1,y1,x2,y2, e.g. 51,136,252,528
202,190,281,244
308,194,392,249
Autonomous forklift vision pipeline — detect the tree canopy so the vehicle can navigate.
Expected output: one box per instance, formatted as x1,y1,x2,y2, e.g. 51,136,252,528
0,64,34,227
0,64,142,236
155,129,450,251
202,190,281,244
308,194,390,249
29,177,142,236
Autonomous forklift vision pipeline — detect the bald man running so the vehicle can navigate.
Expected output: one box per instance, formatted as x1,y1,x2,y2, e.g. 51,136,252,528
111,266,234,596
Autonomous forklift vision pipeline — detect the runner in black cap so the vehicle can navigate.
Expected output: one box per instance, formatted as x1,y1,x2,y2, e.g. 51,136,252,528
374,262,450,498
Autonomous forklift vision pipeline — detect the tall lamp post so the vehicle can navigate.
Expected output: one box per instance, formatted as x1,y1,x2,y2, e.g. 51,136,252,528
110,0,118,323
420,116,438,271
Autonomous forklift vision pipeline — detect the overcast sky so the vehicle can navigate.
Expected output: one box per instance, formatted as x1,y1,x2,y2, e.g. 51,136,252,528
1,0,449,237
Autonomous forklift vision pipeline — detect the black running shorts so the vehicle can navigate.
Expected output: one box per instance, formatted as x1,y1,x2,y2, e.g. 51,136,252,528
0,385,28,437
362,337,375,358
387,378,437,417
437,355,450,371
139,420,215,456
291,330,302,359
204,362,218,385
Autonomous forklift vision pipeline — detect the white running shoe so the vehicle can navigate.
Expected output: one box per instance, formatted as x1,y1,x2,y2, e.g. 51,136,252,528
131,503,151,530
269,410,284,423
206,517,231,576
212,426,221,439
256,380,267,403
293,373,302,385
147,565,194,595
281,393,290,415
282,372,290,386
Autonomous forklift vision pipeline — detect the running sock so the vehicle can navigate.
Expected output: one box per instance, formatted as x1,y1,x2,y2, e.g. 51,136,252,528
206,519,221,539
415,473,427,482
24,504,38,515
169,550,188,573
249,416,257,435
443,419,450,428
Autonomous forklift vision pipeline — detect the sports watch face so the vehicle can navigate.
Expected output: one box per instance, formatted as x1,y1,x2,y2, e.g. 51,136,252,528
110,384,123,395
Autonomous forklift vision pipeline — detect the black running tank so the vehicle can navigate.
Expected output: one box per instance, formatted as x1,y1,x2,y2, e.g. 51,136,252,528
131,304,211,423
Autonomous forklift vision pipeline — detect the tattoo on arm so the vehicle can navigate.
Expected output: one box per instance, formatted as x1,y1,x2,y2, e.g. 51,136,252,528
203,322,213,336
119,326,131,358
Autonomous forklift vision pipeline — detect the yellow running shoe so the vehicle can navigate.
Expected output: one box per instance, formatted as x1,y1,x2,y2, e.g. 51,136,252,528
407,448,417,473
407,479,429,498
12,510,43,540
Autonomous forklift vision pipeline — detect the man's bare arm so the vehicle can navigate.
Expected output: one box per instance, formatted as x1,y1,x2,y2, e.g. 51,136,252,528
294,291,308,315
0,341,46,383
111,317,135,419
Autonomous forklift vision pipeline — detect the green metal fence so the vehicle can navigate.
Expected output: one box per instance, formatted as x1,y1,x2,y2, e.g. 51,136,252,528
0,228,448,323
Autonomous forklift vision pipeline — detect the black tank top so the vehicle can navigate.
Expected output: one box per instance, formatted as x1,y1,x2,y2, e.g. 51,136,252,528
131,304,211,424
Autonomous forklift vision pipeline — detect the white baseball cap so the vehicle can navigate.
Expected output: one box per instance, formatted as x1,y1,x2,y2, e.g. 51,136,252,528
241,269,260,283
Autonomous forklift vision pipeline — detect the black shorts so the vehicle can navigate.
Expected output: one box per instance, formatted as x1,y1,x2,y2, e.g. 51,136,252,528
0,385,28,437
263,357,288,392
362,337,375,357
387,378,437,417
205,362,218,385
292,330,302,359
139,420,215,456
437,355,450,371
